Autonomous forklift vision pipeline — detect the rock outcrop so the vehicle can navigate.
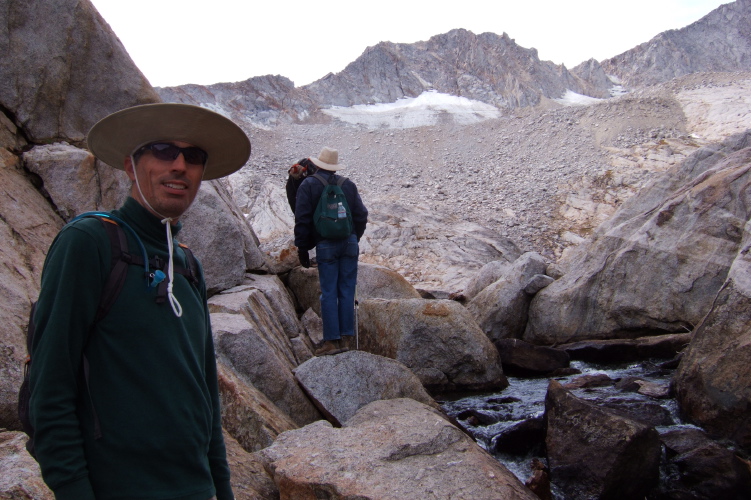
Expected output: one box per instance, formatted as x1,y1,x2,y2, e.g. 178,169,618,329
259,398,538,500
357,298,507,393
0,0,159,145
673,195,751,449
294,350,439,425
209,281,322,426
466,252,551,342
525,133,751,345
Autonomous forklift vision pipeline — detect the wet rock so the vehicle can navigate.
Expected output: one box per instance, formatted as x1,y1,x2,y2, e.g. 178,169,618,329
600,399,675,427
294,350,438,426
524,458,552,500
561,373,614,390
558,333,692,363
545,379,661,499
259,398,538,500
456,409,498,427
357,298,507,393
494,338,570,376
490,416,546,456
656,428,751,499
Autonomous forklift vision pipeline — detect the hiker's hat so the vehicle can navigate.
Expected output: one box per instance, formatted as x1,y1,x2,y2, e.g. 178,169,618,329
87,103,251,180
310,147,345,171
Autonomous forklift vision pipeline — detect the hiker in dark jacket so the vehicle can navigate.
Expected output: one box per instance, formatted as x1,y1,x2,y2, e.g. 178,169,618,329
294,147,368,356
29,103,250,500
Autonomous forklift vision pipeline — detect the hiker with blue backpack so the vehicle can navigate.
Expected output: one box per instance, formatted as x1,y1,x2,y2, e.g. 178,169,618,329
25,103,249,500
294,147,368,356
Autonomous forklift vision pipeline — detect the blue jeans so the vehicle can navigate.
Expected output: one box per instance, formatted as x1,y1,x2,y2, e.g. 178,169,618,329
316,234,359,341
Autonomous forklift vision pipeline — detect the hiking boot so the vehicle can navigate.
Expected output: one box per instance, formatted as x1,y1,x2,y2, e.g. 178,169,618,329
337,338,350,352
314,340,343,356
341,335,356,351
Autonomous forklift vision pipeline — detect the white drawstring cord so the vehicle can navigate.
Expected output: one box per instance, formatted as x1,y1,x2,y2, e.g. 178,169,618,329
131,153,184,317
162,219,183,317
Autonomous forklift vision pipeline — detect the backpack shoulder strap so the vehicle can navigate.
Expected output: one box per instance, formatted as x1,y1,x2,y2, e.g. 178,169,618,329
95,216,133,323
176,243,200,286
312,172,329,186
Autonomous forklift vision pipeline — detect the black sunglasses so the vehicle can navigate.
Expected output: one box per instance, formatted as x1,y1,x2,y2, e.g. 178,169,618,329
136,142,208,166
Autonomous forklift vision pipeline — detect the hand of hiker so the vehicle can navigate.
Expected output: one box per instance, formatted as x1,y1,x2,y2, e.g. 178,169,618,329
298,249,310,268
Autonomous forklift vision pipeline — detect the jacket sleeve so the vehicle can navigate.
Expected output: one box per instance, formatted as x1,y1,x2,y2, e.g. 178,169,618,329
293,178,318,251
29,224,107,500
347,181,368,241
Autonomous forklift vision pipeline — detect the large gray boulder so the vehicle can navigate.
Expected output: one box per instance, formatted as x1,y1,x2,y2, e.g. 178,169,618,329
545,379,662,499
357,298,507,393
525,133,751,344
0,0,160,145
209,277,325,426
294,350,439,425
466,252,550,342
0,151,62,430
23,143,131,218
221,430,280,500
180,181,269,294
259,398,538,500
217,363,297,453
674,200,751,449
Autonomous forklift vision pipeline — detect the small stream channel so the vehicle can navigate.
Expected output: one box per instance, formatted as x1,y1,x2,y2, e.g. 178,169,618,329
439,359,693,498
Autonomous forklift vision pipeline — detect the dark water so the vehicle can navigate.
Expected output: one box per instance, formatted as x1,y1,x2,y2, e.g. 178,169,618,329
439,359,693,496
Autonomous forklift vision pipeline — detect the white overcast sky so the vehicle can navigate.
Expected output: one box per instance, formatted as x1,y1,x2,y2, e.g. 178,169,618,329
88,0,731,88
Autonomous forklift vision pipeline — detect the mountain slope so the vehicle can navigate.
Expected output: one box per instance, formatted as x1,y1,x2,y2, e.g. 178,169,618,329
303,29,613,110
599,0,751,86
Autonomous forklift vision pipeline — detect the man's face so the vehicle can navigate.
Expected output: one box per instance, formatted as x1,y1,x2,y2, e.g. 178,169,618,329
124,141,205,221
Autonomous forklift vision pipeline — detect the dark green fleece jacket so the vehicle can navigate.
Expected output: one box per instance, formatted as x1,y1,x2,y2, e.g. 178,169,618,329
29,198,233,500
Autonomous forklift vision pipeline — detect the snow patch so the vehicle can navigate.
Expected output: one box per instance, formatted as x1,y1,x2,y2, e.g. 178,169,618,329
554,90,604,107
322,90,501,129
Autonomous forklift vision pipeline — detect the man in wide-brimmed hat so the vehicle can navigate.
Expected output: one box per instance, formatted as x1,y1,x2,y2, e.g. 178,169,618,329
29,103,249,500
294,147,368,356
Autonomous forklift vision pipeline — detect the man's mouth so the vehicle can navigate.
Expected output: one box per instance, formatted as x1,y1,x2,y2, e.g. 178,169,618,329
164,182,187,190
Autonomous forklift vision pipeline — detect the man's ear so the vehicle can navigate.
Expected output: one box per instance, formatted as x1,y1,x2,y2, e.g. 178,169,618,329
124,156,136,181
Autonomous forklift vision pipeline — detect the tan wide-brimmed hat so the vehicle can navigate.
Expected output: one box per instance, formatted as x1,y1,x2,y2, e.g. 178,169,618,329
86,103,251,180
310,147,346,171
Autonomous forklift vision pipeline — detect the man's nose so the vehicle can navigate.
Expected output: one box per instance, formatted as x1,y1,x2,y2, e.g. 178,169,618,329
170,153,188,171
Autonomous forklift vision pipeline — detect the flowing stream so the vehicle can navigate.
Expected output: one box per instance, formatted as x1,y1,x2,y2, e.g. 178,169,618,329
439,359,690,497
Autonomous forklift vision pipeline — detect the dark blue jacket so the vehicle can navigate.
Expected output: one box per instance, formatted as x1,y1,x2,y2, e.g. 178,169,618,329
294,169,368,251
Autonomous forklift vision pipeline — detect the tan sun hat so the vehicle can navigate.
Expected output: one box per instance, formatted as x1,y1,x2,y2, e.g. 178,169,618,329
310,147,346,171
86,103,251,180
